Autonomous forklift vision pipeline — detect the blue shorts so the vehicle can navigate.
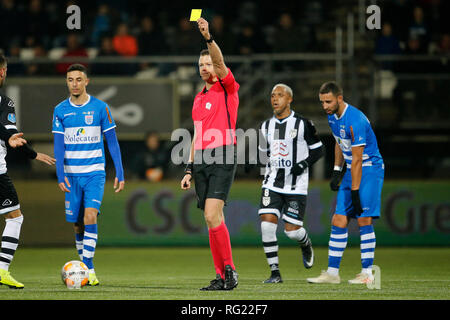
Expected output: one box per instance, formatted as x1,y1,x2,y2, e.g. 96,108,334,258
335,164,384,219
64,173,106,223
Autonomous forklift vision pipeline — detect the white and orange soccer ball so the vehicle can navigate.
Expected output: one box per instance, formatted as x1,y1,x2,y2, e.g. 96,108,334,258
61,260,89,289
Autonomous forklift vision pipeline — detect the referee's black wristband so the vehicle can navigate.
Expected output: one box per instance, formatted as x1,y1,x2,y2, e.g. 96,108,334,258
184,162,193,175
206,35,214,43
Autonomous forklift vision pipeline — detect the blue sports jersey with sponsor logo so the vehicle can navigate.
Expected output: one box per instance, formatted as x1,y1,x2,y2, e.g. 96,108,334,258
52,95,116,176
327,103,383,167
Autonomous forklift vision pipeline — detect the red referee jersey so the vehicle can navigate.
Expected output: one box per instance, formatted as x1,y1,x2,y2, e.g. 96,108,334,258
192,68,239,150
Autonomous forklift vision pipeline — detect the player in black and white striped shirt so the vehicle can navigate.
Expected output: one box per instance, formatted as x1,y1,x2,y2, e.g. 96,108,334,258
0,54,55,288
258,84,324,283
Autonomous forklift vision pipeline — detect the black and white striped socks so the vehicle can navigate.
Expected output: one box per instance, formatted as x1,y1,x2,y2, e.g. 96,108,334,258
0,215,23,271
261,221,279,272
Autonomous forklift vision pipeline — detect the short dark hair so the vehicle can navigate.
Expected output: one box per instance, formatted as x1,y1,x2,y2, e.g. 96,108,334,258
0,54,7,68
200,49,210,56
319,81,343,97
66,63,88,76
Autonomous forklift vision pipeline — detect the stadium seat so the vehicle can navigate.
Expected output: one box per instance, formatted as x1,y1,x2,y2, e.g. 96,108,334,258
48,48,66,60
87,48,98,58
19,48,34,60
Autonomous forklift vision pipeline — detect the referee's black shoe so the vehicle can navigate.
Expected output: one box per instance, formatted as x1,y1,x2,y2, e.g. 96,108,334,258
223,265,238,290
301,238,314,269
200,274,224,291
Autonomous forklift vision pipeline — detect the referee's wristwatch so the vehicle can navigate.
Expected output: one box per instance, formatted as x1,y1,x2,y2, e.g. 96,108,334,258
205,35,214,43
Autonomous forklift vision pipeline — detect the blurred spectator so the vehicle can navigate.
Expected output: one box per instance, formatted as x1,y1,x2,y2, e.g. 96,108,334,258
0,0,23,51
383,0,413,43
112,23,138,56
392,35,428,122
24,0,50,48
273,13,309,53
235,23,267,55
437,33,450,54
5,42,25,76
209,15,234,55
172,17,201,55
26,44,54,75
375,22,402,70
137,16,166,55
421,0,449,35
56,33,89,74
131,131,170,182
408,6,429,53
90,4,112,47
91,36,129,76
432,33,450,119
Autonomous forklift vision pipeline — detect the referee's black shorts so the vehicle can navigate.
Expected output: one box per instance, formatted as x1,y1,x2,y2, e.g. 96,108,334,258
0,173,20,215
193,145,237,210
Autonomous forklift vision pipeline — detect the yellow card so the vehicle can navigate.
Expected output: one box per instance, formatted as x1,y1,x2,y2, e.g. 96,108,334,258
190,9,202,21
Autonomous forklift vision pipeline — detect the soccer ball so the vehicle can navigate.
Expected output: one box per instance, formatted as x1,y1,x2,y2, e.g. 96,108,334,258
61,260,89,289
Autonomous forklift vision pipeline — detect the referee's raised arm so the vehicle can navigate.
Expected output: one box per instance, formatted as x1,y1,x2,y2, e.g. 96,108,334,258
196,18,228,79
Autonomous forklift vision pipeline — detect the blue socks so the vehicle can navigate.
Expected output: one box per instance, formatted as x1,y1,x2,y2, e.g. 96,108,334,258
360,225,376,274
82,224,98,271
75,233,83,260
327,226,348,276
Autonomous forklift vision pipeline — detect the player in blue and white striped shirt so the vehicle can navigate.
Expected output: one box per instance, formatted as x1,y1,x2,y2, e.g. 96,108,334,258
52,64,125,286
308,82,384,285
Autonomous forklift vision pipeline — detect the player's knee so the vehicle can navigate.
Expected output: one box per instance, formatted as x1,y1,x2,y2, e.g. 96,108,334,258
261,220,277,243
204,210,222,228
260,213,278,224
73,222,84,234
284,226,305,241
332,214,348,228
4,209,22,220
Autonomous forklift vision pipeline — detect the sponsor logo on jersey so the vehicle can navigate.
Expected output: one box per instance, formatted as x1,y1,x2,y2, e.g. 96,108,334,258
269,158,292,168
65,127,100,144
272,141,289,157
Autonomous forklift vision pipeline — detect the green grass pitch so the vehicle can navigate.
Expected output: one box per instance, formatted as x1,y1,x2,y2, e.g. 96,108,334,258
0,247,449,300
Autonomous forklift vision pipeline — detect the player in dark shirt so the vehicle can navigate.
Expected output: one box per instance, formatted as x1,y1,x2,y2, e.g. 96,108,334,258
0,54,55,288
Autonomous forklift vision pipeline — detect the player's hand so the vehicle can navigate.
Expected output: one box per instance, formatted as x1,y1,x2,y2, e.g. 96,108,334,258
330,166,346,191
58,177,71,193
114,177,125,193
197,18,210,40
290,160,308,176
8,133,27,148
35,152,56,165
181,174,192,190
351,189,363,215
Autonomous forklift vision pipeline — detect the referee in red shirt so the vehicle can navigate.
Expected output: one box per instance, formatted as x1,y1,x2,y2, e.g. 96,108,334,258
180,18,239,291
